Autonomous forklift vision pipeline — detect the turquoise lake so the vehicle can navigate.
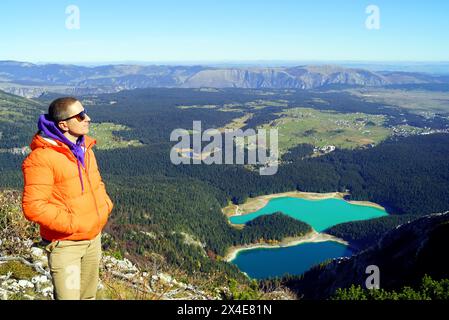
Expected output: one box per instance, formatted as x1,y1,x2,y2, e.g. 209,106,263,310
229,197,388,232
229,197,387,278
232,241,353,279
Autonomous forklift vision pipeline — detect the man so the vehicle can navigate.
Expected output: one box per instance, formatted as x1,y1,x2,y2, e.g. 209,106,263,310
22,97,114,300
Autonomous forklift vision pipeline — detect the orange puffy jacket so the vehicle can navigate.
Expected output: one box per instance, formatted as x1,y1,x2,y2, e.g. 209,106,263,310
22,133,113,242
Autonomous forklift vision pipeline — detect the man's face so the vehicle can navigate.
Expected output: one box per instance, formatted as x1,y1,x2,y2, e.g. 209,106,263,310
58,101,91,136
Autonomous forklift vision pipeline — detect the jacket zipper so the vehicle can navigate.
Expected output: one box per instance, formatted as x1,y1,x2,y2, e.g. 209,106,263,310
84,149,101,234
64,143,101,234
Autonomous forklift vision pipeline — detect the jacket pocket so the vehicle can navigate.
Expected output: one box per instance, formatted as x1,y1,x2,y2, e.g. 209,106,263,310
62,202,80,234
52,193,79,234
73,212,98,234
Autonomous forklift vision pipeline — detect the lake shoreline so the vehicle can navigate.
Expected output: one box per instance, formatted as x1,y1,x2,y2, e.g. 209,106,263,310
222,190,386,218
224,231,349,262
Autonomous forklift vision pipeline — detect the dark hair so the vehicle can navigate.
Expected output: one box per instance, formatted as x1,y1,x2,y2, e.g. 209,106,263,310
48,97,79,121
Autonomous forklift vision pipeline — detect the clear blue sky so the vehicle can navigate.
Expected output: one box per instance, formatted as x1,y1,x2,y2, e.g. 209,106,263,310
0,0,448,63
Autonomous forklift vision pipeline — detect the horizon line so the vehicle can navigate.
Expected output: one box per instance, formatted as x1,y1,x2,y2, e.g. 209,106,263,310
2,59,449,66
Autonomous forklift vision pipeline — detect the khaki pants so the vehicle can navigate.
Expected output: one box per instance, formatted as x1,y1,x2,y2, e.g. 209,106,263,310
44,233,102,300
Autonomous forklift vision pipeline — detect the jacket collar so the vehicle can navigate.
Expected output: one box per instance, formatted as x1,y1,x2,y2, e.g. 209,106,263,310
30,133,96,155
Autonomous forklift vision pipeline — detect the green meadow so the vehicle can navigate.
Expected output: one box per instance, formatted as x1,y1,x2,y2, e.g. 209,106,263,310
258,107,391,155
89,122,144,150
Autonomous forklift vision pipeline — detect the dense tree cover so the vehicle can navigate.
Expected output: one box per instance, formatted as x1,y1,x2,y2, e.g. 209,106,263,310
157,133,449,216
281,144,315,162
324,214,419,250
241,213,312,243
2,88,449,282
326,134,449,214
332,275,449,300
0,90,45,148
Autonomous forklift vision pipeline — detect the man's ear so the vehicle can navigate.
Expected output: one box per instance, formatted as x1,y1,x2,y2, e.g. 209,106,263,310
57,121,69,132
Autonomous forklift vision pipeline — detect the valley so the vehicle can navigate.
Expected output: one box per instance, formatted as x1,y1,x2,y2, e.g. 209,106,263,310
1,68,449,299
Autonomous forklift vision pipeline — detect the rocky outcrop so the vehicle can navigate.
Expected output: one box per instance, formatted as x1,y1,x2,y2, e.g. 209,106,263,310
0,189,218,300
0,234,217,300
184,66,390,89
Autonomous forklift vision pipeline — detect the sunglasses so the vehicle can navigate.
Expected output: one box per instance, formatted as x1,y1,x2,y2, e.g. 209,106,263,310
60,108,88,122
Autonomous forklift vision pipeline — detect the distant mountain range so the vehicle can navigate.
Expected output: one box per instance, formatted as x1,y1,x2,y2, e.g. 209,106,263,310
1,60,448,98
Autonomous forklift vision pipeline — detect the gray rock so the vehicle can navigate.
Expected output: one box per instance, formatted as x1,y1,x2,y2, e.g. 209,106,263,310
18,279,34,289
41,286,53,298
30,247,45,259
31,275,49,285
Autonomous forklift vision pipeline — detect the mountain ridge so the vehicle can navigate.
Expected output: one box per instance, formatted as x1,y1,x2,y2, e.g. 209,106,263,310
1,61,447,97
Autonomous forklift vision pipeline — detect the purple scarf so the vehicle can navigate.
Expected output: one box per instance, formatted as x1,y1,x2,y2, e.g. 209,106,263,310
37,114,87,193
37,114,86,167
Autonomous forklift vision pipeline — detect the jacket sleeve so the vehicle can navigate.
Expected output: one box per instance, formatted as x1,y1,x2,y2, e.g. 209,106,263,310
22,152,78,234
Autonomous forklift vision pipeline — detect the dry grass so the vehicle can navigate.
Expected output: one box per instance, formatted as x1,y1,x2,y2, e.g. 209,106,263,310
97,270,158,300
0,189,40,256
